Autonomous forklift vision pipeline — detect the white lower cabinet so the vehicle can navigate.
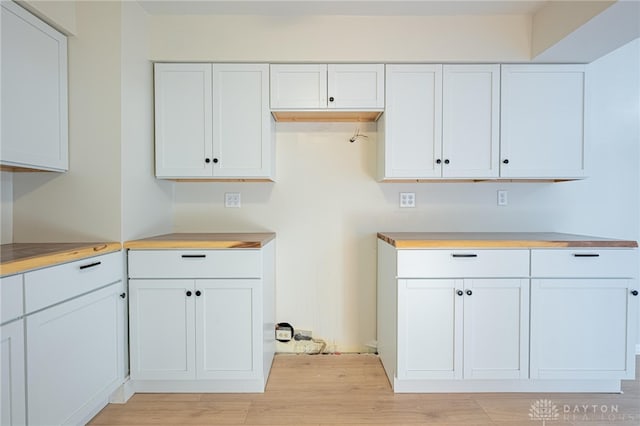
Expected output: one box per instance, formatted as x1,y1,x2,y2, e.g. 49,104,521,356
378,240,638,393
130,279,261,382
398,278,529,381
1,251,125,426
127,243,275,392
529,248,638,381
26,282,124,426
1,320,26,426
530,279,636,380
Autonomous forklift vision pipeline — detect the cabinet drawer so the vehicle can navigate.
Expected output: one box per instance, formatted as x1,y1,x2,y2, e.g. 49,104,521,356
128,250,261,279
397,249,529,278
1,274,23,324
531,249,637,278
24,251,122,314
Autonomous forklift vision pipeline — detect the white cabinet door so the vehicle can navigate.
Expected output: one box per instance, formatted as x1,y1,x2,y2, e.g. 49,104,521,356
270,64,327,109
463,279,529,380
500,65,586,179
1,320,26,426
154,63,213,178
213,64,273,178
1,1,68,172
442,65,500,178
382,65,443,179
26,283,121,426
196,280,261,380
129,279,195,380
397,279,463,380
530,279,637,380
327,64,384,109
270,64,383,110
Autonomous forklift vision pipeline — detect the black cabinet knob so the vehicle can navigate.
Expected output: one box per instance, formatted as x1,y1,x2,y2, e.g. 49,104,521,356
436,159,442,165
444,159,450,165
205,158,211,164
119,293,126,299
213,158,219,164
632,290,639,296
329,96,334,102
195,290,202,297
503,159,509,164
186,290,192,297
466,290,473,296
456,290,464,296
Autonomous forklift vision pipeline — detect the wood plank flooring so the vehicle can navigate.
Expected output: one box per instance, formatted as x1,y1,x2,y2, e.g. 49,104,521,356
89,354,640,425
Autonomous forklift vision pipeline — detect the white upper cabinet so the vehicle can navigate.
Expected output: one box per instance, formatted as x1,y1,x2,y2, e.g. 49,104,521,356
155,63,213,178
270,64,384,113
154,63,273,180
1,1,68,172
442,65,500,178
380,64,500,180
500,64,586,179
380,64,443,179
270,64,328,109
327,64,385,109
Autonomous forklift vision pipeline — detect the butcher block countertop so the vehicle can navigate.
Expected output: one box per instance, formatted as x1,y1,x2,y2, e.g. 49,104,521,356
124,233,276,249
0,242,122,276
378,232,638,249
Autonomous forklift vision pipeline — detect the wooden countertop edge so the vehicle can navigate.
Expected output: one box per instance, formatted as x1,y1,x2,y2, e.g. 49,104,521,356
124,236,276,250
0,243,122,276
378,234,638,249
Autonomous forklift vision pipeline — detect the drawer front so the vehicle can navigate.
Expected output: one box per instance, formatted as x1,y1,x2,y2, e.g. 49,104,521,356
24,251,122,314
531,249,637,278
397,249,529,278
1,274,24,324
128,250,262,279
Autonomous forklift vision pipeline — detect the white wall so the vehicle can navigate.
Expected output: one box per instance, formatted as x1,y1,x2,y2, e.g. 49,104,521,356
0,172,13,244
150,14,532,62
12,1,123,242
121,1,173,241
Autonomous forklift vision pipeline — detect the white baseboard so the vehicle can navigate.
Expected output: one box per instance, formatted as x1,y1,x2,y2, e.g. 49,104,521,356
109,377,135,404
636,343,640,355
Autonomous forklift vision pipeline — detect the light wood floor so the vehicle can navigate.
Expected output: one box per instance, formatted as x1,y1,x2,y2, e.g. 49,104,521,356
89,354,640,425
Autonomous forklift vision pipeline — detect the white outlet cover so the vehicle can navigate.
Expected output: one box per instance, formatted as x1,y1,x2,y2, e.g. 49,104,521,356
225,192,241,208
400,192,416,208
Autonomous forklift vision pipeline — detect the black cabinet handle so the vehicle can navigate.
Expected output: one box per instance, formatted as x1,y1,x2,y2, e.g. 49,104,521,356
466,290,473,296
631,290,639,296
444,159,450,165
503,159,509,164
186,290,192,297
329,96,334,102
195,290,202,297
79,261,101,270
452,254,478,258
573,253,600,257
120,293,126,299
213,158,219,164
456,290,464,296
436,159,442,164
205,158,211,163
181,254,206,259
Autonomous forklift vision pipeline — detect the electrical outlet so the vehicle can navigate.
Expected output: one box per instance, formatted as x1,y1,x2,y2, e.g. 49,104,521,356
400,192,416,208
497,190,508,206
225,192,241,208
275,329,292,341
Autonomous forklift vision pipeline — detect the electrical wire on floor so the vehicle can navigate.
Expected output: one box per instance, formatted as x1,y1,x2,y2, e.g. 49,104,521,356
294,332,327,355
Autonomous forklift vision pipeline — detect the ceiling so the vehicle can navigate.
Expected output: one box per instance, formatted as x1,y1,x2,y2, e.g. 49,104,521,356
137,0,549,16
